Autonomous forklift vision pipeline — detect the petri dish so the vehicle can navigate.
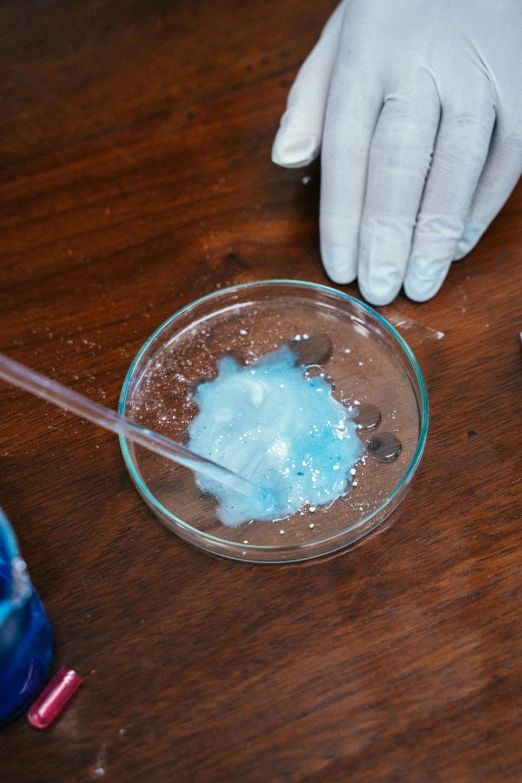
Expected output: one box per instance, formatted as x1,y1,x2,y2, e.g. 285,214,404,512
119,281,428,563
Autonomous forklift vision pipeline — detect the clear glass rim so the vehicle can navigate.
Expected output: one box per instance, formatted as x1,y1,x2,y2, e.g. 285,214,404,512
119,280,429,553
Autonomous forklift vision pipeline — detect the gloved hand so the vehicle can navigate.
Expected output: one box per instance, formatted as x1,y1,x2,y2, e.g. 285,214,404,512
272,0,522,305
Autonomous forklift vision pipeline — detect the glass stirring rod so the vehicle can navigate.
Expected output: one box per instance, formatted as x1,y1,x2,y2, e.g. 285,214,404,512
0,353,263,499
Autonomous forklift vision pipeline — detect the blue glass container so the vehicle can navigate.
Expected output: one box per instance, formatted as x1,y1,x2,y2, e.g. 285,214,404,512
0,510,53,727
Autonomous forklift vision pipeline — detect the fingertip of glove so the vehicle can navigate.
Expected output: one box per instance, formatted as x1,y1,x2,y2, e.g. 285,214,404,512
271,133,319,168
357,264,403,307
321,244,357,285
403,281,439,302
403,260,449,302
358,278,400,307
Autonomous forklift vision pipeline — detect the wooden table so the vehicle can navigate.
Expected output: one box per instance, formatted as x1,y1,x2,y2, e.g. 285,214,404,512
1,1,521,780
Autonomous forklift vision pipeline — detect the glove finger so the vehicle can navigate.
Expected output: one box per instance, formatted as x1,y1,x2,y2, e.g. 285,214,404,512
272,1,347,169
453,129,522,260
404,103,496,301
319,71,383,284
358,93,440,306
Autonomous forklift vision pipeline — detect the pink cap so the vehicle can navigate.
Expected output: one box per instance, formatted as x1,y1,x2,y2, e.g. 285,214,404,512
27,667,83,729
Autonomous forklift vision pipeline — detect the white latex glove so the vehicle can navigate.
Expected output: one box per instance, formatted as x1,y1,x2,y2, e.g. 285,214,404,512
272,0,522,305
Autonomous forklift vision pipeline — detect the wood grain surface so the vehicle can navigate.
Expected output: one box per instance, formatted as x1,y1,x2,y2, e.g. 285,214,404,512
0,1,521,780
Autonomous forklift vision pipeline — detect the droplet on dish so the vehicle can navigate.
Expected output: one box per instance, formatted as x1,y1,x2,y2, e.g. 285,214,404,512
353,403,382,431
286,334,333,367
366,433,402,463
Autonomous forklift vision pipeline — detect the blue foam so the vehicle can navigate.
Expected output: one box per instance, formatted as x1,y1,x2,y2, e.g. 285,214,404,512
188,345,361,526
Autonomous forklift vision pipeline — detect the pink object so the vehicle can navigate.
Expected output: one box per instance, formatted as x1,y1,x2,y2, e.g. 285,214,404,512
27,667,83,729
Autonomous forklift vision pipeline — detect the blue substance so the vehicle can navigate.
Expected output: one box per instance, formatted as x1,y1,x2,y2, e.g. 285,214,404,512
0,511,53,727
188,345,362,526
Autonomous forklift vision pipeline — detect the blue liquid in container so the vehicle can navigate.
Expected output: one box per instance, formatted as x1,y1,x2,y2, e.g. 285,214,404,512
0,511,53,727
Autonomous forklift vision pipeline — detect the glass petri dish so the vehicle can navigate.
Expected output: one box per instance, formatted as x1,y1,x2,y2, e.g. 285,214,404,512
119,281,428,563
